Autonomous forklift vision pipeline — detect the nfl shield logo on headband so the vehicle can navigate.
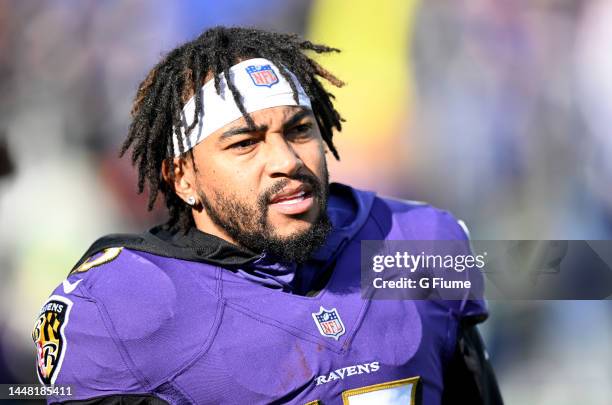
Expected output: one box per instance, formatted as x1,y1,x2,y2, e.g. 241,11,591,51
246,64,279,88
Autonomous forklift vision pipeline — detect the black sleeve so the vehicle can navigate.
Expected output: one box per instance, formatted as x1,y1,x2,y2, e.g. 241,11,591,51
51,394,168,405
442,321,504,405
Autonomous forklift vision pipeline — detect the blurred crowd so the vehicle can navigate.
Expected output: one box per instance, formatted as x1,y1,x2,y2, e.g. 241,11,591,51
0,1,610,404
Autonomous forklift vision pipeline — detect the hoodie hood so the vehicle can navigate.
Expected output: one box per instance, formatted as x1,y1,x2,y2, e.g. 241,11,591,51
72,183,376,294
311,183,376,261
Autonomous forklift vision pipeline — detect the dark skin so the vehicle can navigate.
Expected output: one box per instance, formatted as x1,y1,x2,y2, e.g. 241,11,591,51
164,105,328,247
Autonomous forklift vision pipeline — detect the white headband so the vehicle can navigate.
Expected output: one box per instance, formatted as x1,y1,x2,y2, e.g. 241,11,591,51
172,58,312,156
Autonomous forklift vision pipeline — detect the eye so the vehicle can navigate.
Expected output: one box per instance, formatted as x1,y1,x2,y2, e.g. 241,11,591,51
287,123,313,139
229,138,258,150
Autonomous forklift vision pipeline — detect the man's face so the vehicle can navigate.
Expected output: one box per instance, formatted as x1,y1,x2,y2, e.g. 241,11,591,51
189,105,331,262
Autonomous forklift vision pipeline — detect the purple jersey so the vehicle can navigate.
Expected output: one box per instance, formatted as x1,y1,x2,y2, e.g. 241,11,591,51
33,183,488,404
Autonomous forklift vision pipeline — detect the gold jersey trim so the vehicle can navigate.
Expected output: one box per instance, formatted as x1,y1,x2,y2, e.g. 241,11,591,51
74,247,123,274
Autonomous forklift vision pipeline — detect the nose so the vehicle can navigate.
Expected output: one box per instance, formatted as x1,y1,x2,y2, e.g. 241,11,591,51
264,133,304,178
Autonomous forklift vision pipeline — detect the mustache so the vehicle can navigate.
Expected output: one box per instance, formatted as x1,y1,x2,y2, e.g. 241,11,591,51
258,173,323,208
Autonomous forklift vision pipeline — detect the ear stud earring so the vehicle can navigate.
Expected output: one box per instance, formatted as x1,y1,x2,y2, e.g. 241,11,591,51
187,196,196,206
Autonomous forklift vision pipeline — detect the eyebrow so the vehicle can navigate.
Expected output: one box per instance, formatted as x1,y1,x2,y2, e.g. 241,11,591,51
281,108,313,132
218,108,313,142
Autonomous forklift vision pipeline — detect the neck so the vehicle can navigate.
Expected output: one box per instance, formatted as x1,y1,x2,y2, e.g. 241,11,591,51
192,209,241,247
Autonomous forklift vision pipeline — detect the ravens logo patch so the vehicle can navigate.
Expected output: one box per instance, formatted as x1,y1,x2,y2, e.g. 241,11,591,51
32,295,73,385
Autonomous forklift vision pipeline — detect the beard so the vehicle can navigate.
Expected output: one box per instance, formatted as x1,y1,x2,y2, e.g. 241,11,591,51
197,166,331,264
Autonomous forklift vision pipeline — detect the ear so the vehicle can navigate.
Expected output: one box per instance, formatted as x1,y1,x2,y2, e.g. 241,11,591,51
161,157,198,205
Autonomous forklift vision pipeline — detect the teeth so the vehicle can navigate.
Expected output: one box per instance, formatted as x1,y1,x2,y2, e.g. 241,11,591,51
275,191,306,204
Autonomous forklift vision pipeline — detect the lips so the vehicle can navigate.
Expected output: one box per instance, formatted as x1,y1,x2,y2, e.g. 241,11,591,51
272,190,308,205
269,184,312,204
268,184,315,215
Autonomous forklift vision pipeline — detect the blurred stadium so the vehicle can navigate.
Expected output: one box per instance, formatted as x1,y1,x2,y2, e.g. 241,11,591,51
0,0,611,404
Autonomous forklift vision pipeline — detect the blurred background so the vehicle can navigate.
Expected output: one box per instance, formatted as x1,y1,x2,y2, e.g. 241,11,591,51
0,0,611,403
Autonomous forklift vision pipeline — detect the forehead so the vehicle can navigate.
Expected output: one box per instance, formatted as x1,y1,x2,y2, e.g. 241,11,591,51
229,105,310,126
208,105,312,140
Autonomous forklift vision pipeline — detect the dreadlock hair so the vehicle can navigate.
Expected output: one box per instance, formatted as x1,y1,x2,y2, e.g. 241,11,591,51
121,26,345,233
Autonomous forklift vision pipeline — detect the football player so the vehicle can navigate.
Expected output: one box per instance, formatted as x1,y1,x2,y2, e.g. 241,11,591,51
33,26,502,404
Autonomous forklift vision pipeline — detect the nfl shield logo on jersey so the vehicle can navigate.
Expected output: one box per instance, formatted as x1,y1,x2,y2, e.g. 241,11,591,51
245,64,279,88
312,306,346,340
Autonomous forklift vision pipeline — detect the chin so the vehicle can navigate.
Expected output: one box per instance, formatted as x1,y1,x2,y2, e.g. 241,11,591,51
269,219,313,240
269,205,319,228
